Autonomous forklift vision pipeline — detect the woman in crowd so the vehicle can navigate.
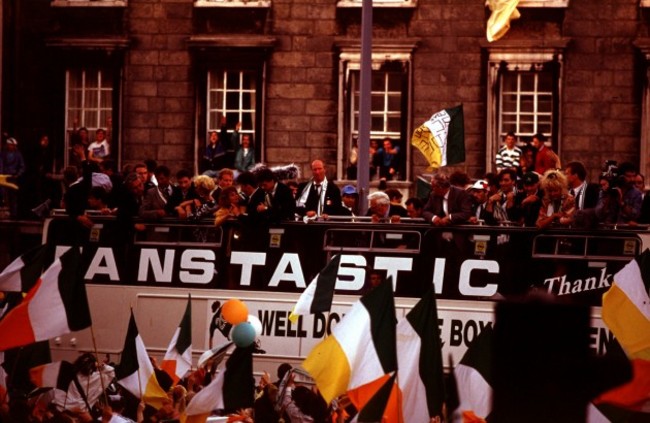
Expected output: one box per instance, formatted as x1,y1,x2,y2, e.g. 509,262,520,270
175,175,217,220
214,185,242,226
536,169,576,229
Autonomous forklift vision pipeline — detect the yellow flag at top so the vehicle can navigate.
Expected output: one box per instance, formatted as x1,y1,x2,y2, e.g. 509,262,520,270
486,0,521,42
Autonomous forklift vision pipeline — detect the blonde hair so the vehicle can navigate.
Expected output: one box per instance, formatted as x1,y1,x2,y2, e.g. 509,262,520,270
540,169,568,197
193,174,216,192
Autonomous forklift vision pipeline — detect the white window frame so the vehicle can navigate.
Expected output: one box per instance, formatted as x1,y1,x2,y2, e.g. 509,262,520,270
51,0,127,7
486,49,564,172
499,69,554,138
206,68,258,141
337,48,414,181
64,68,114,167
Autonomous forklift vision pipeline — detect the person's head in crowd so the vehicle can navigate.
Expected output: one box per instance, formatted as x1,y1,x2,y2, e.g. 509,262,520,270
599,173,612,192
286,180,299,199
531,132,547,150
121,164,133,177
144,159,157,181
468,179,489,205
521,145,536,172
87,187,109,210
635,173,645,192
341,185,359,211
95,128,106,143
176,169,193,193
237,171,257,196
257,167,277,193
498,168,517,194
124,172,145,197
208,130,219,145
4,137,17,152
430,173,451,197
100,159,117,176
291,385,329,421
217,168,234,188
39,134,50,148
484,172,500,196
618,162,638,185
78,127,89,145
310,159,326,184
503,132,517,149
522,172,540,196
154,165,171,189
194,175,216,199
277,363,293,382
449,170,471,188
540,169,568,201
241,133,253,149
382,137,394,152
565,161,587,189
384,188,403,205
405,197,423,219
218,186,239,209
134,163,148,182
368,191,390,217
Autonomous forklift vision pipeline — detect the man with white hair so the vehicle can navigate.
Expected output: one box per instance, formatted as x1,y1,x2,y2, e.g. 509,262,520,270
422,173,473,226
366,191,406,223
295,159,342,219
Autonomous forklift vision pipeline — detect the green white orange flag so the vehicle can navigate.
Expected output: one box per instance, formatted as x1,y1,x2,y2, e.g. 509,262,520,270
115,311,168,409
302,277,397,404
161,295,192,384
0,244,48,292
411,105,465,170
454,325,494,421
599,250,650,411
289,255,341,323
486,0,521,42
396,288,445,421
0,247,91,351
29,360,75,391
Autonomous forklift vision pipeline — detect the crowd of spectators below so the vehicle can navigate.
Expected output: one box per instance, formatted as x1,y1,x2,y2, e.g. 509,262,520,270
2,126,649,230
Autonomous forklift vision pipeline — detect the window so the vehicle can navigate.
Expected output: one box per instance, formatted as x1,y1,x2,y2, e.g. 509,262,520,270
485,47,565,172
338,46,416,181
207,69,256,138
65,68,115,167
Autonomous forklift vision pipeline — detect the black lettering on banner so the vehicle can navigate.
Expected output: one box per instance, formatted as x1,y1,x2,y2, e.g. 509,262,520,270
589,327,615,355
438,318,445,347
327,313,340,336
478,321,493,332
297,316,308,338
259,310,275,336
274,311,287,337
463,320,478,346
313,313,326,338
450,319,463,347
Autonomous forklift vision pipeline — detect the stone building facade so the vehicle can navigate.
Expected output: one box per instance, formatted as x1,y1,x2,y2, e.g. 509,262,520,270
2,0,650,192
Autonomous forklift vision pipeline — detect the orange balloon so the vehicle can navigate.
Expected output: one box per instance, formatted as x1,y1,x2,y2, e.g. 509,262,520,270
222,299,248,325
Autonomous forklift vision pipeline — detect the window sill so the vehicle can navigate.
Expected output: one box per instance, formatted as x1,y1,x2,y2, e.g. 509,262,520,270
51,0,127,7
485,0,569,8
336,0,417,9
194,0,271,8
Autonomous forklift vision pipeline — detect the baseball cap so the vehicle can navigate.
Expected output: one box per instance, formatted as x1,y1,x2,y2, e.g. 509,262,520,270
5,137,17,145
523,172,540,186
467,179,488,191
341,185,358,196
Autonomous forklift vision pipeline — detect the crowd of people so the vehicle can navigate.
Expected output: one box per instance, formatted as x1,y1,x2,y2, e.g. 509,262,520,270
1,127,649,232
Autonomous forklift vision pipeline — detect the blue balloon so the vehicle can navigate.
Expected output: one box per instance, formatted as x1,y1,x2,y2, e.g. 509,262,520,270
231,322,256,348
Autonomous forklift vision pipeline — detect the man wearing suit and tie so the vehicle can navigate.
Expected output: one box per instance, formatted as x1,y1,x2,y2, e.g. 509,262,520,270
295,159,342,219
254,167,296,224
422,173,473,226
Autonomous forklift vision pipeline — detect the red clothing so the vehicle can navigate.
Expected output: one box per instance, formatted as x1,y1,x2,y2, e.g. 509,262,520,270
534,146,558,174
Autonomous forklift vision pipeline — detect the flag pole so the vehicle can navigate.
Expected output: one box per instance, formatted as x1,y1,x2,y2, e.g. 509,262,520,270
90,324,109,407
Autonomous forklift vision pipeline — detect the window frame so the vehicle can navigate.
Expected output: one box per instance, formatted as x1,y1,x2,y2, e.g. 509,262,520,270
51,0,127,7
194,0,271,8
485,47,566,173
206,69,258,139
337,46,416,182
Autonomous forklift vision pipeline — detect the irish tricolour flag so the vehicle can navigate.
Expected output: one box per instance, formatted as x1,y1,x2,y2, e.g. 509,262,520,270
161,295,192,385
411,105,465,170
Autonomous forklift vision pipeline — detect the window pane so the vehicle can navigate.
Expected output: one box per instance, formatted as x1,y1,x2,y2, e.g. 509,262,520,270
371,116,384,132
84,110,98,128
85,90,99,110
387,116,401,133
520,73,535,92
387,95,401,111
242,72,255,89
69,90,82,109
502,95,517,113
371,73,385,91
100,90,112,108
209,91,219,108
502,122,517,134
538,123,552,135
226,91,240,110
538,96,553,113
242,92,254,109
520,96,534,113
371,94,385,110
242,113,254,130
209,112,220,129
99,111,111,128
387,74,401,91
226,72,240,89
502,74,518,92
538,73,553,92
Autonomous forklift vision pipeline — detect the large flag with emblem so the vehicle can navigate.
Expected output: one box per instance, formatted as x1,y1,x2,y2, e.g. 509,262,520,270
397,288,445,421
454,325,494,421
0,247,91,351
486,0,520,42
116,311,168,409
161,295,192,384
411,105,465,170
0,244,48,292
185,346,254,423
289,254,341,323
303,278,397,405
598,250,650,411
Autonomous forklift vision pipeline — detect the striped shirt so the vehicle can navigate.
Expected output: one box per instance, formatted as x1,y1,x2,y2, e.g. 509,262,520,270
495,145,522,171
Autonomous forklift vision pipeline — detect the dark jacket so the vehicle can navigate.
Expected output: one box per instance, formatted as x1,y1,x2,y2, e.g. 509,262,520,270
422,186,473,224
295,179,342,217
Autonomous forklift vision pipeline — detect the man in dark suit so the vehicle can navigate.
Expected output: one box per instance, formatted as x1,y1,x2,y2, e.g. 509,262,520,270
295,159,342,219
140,165,173,220
254,167,296,224
565,161,600,210
422,173,473,226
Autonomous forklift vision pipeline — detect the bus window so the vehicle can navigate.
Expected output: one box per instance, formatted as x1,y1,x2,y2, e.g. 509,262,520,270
532,234,640,261
324,229,420,253
134,223,223,247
